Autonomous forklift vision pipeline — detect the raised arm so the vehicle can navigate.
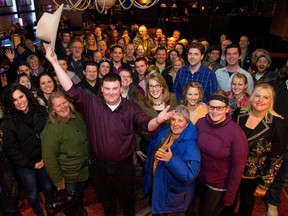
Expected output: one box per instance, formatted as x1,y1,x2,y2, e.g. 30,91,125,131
45,44,73,91
148,105,175,131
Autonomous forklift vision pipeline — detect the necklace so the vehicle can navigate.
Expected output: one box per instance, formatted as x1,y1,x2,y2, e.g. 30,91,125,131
153,101,164,106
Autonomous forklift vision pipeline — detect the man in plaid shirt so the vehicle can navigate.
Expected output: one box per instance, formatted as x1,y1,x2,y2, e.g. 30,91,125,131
173,42,218,103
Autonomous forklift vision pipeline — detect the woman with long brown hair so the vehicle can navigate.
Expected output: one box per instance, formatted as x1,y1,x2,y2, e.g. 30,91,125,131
136,72,177,169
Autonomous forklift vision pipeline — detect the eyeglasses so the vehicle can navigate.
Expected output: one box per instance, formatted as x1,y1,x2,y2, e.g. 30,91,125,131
208,105,227,111
149,84,162,90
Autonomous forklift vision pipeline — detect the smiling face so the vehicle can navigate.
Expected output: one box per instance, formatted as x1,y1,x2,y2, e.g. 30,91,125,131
101,80,122,105
19,76,31,89
170,114,188,136
83,65,98,83
29,59,39,70
231,77,247,97
175,44,183,55
93,51,102,63
97,41,107,51
135,60,148,76
111,47,123,63
52,96,71,118
256,56,270,74
226,47,241,67
148,79,163,100
155,29,163,37
58,59,68,72
208,50,220,62
39,75,55,95
99,62,110,77
187,48,203,68
136,45,145,57
173,60,183,72
208,100,229,124
156,49,167,64
87,35,96,46
119,70,132,88
12,89,29,113
186,87,200,106
70,41,84,59
125,44,135,58
169,50,178,62
18,65,31,77
251,88,271,113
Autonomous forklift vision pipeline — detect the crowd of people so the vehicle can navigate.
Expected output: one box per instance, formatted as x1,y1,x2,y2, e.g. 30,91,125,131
0,21,288,216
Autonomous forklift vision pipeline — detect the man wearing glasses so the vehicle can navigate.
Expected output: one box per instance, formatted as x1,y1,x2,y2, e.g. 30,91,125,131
67,38,88,80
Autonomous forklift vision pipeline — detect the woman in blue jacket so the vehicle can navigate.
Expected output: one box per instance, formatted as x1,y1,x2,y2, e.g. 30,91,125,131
144,105,200,215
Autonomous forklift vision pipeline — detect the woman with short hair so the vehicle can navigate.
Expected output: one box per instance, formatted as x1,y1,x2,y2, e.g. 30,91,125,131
194,90,248,216
144,105,200,215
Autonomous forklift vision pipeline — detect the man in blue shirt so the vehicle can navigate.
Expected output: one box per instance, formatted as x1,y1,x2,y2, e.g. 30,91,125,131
173,42,218,103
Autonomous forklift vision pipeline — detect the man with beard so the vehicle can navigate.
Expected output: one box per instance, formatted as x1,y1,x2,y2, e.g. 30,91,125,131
252,53,288,86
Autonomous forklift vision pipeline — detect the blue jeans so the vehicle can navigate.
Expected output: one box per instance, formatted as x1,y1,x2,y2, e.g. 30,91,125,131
16,166,54,216
266,149,288,206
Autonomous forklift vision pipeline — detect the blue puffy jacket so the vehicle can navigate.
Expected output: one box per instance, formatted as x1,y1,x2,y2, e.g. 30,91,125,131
143,122,201,214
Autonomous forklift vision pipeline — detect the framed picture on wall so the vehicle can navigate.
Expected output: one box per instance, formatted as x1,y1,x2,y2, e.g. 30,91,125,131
19,0,32,6
0,0,13,7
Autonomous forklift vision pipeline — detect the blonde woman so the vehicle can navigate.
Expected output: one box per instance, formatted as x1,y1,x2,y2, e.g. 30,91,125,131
229,83,286,216
84,33,97,60
181,82,208,124
166,57,185,91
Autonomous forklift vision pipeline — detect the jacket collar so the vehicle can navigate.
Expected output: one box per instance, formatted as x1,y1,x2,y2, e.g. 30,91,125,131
236,112,272,141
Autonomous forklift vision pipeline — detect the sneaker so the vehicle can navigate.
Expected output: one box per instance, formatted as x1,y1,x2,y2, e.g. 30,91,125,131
267,204,278,216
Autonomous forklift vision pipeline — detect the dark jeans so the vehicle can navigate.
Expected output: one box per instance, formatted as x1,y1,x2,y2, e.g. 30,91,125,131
65,181,86,199
266,149,288,206
16,166,54,216
197,182,225,216
89,155,135,216
63,181,87,216
0,187,21,216
237,178,259,216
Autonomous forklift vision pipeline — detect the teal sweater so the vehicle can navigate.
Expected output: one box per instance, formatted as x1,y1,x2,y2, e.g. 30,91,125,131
41,113,89,187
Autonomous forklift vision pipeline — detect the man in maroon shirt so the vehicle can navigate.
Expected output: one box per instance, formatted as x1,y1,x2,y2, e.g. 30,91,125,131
45,45,174,216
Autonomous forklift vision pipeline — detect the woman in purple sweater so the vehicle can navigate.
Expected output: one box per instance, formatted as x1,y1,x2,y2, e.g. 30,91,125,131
194,90,248,216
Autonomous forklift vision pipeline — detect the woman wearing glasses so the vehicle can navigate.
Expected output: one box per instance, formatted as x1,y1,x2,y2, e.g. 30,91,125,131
194,90,248,216
136,72,177,171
